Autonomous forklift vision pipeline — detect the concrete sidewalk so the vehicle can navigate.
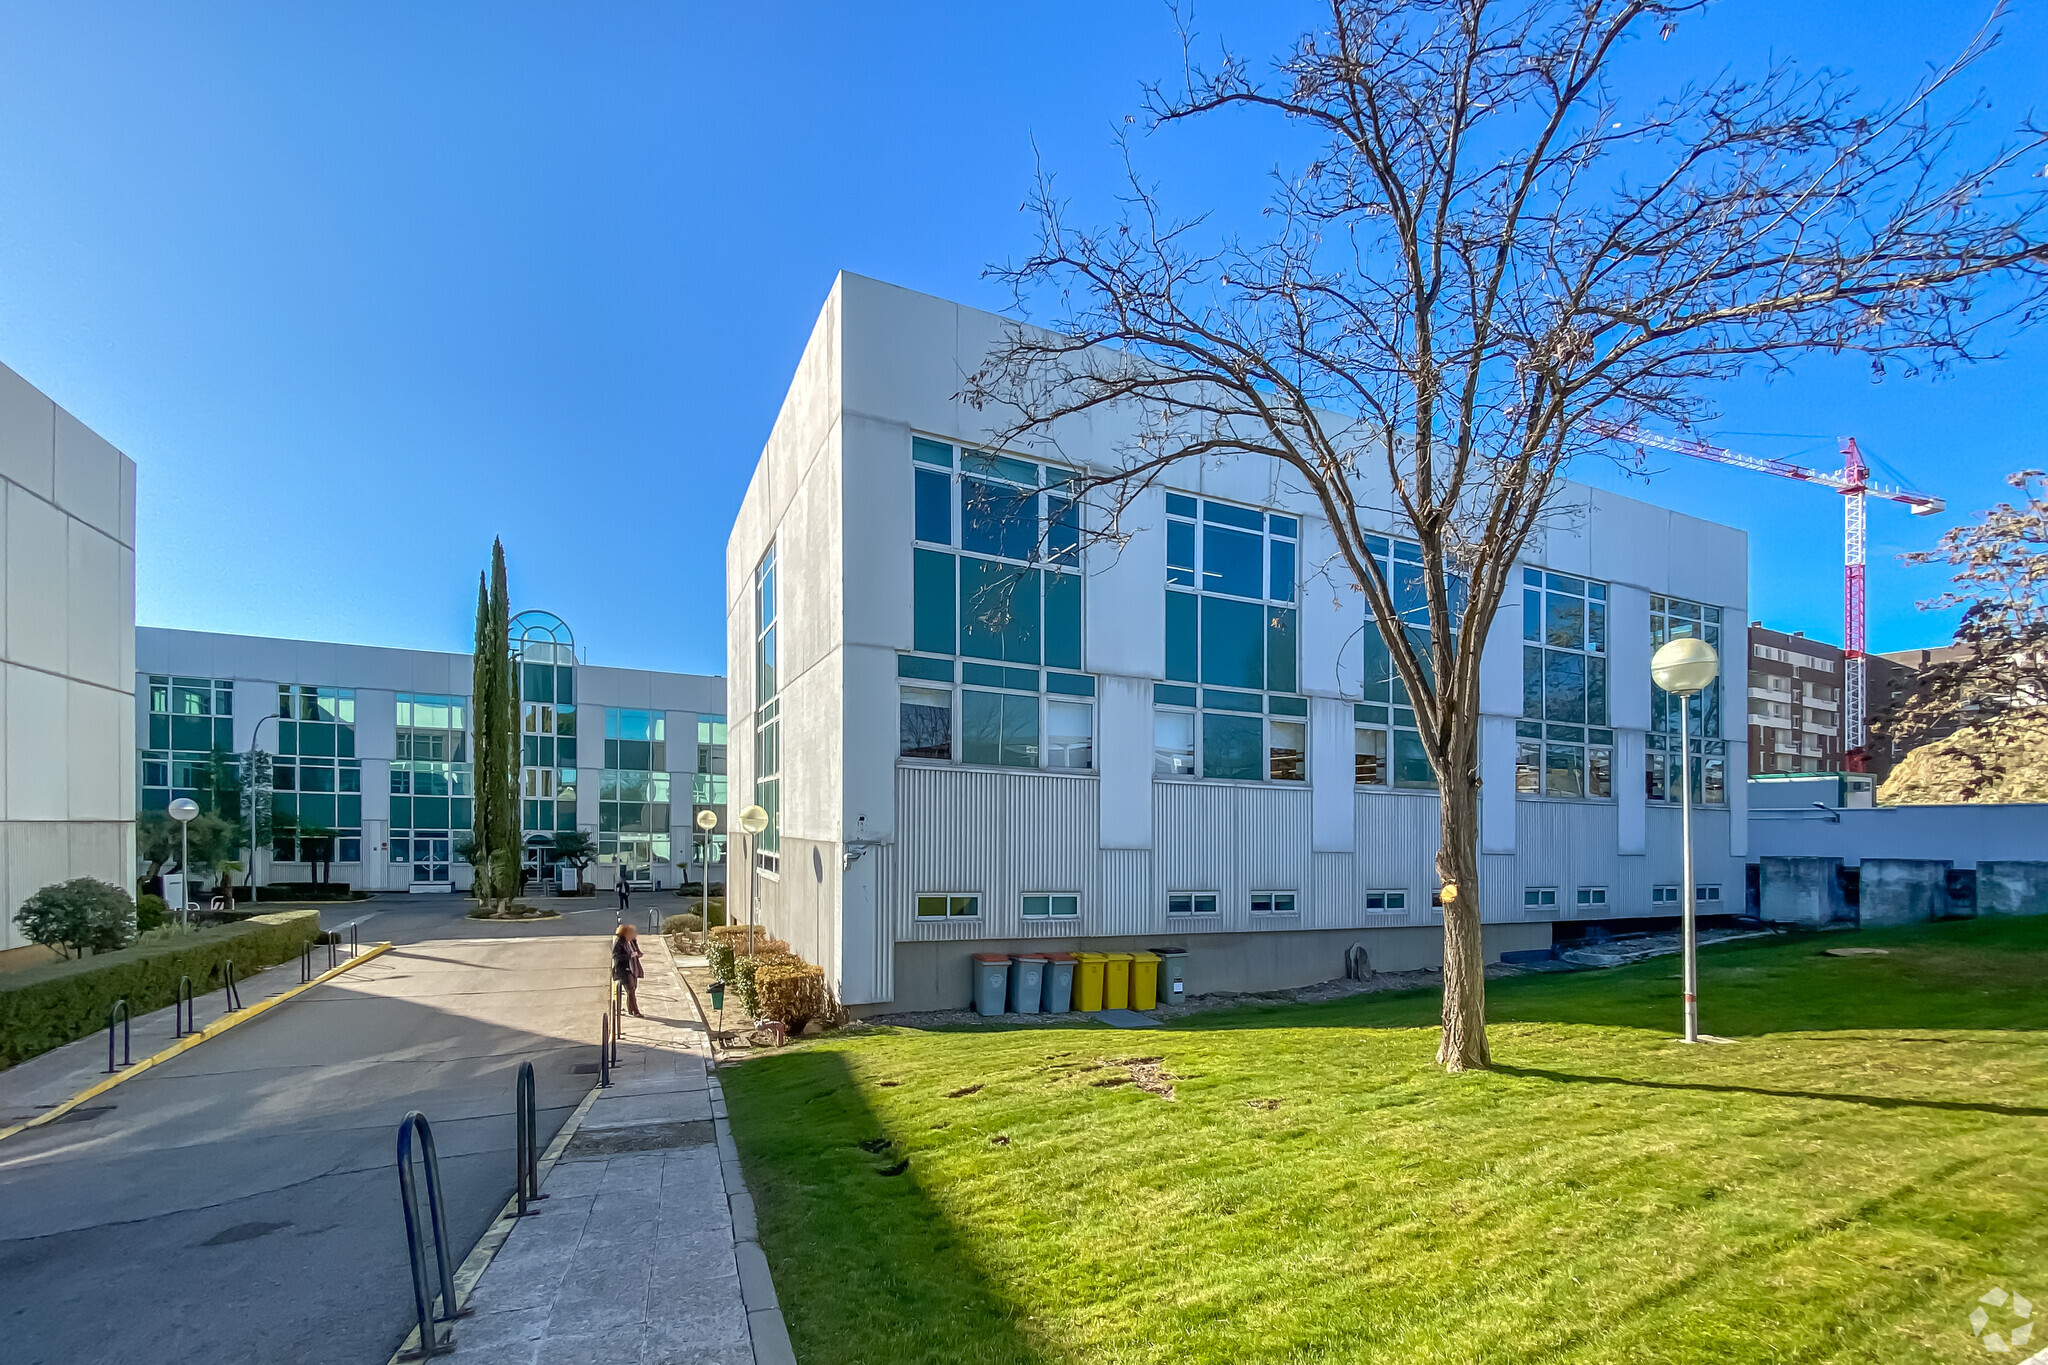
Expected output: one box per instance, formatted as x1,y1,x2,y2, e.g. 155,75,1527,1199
434,935,793,1365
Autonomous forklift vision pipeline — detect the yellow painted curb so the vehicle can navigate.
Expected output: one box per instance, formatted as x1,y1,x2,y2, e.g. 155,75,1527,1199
0,940,395,1146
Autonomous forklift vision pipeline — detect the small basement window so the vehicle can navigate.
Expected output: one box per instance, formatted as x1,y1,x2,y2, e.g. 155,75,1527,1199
1652,885,1679,905
1576,887,1608,908
1168,892,1219,915
1364,890,1406,912
1022,893,1078,918
915,894,980,918
1251,891,1297,916
1524,887,1558,908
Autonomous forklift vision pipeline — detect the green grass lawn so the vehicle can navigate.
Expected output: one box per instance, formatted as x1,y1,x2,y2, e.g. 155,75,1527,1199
720,918,2048,1364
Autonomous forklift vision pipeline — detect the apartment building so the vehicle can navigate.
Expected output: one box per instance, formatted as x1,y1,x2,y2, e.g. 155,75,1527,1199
1747,624,1844,774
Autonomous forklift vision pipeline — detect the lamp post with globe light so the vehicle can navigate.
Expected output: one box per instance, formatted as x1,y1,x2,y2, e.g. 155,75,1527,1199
1650,635,1721,1044
167,797,200,927
735,804,769,956
695,808,719,934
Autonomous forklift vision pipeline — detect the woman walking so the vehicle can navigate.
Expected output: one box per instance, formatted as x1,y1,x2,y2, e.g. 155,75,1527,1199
612,924,645,1018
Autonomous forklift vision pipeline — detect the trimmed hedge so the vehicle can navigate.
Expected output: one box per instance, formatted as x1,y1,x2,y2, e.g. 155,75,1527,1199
756,962,830,1031
0,909,323,1068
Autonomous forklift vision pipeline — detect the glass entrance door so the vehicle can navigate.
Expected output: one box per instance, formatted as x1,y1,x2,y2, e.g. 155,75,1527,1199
406,832,451,884
523,835,557,889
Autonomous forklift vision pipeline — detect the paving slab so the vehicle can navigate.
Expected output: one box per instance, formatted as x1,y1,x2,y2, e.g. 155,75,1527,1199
435,935,780,1365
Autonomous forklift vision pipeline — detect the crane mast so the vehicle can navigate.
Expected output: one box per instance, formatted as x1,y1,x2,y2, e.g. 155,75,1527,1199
1586,421,1944,769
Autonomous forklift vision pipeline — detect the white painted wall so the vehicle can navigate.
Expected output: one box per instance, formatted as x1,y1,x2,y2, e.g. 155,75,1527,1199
1,361,136,952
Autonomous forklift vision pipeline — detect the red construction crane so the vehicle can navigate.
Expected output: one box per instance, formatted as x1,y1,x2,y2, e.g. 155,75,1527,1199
1587,420,1945,769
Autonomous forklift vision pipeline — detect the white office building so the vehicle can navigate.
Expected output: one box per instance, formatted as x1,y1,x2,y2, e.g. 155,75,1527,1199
726,274,1750,1013
136,617,726,893
1,362,136,955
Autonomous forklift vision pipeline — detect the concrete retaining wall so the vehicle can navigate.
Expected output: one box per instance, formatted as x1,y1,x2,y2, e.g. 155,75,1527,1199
1858,858,1953,927
1979,862,2048,917
1758,857,1847,926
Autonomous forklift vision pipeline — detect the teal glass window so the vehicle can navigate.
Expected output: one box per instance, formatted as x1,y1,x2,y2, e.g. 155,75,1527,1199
1166,520,1195,587
1521,571,1611,798
961,478,1036,561
915,469,952,544
902,439,1090,772
913,549,956,655
960,559,1040,663
1201,524,1263,597
1649,595,1726,806
1202,500,1263,532
1269,539,1295,603
1201,713,1263,781
1266,609,1298,693
1200,597,1264,688
1044,572,1082,670
961,690,1039,768
1165,591,1198,682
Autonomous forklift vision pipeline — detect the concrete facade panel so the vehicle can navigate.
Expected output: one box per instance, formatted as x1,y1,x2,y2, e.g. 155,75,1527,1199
0,362,56,500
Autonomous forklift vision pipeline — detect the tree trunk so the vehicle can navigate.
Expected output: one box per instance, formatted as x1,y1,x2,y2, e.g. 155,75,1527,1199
1435,773,1491,1072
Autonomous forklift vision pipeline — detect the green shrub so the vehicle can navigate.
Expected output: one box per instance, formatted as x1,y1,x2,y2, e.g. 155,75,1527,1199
136,895,169,933
14,878,137,957
664,913,700,936
0,910,322,1068
707,936,737,982
756,962,831,1031
734,950,801,1018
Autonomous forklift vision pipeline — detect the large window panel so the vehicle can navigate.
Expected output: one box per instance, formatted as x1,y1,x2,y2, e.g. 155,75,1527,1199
1269,539,1295,603
960,690,1003,766
1165,591,1199,682
1201,712,1263,781
960,559,1040,663
1201,524,1263,597
960,478,1036,561
1543,650,1586,723
913,549,955,655
1392,730,1437,789
1167,521,1196,587
1153,709,1195,776
1200,596,1264,688
915,468,952,544
1044,571,1082,670
1266,608,1298,694
1046,700,1092,770
1000,693,1040,768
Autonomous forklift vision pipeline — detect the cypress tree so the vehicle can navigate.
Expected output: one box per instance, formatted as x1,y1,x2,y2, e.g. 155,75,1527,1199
487,541,521,906
470,572,496,906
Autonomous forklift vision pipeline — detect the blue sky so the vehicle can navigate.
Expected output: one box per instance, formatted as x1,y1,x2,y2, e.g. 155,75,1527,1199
0,1,2040,676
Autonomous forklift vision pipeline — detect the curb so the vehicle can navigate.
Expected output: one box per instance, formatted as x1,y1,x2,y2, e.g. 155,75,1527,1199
0,941,395,1147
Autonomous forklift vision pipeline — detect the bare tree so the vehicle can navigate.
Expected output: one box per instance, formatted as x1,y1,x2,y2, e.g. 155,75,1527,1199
966,0,2048,1069
1875,468,2048,800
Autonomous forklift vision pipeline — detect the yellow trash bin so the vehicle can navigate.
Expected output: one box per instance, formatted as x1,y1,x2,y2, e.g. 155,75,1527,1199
1073,952,1107,1012
1103,952,1134,1010
1129,950,1161,1010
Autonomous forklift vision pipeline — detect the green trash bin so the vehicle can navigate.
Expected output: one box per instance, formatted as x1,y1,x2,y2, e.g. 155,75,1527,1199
971,953,1012,1016
1151,947,1190,1005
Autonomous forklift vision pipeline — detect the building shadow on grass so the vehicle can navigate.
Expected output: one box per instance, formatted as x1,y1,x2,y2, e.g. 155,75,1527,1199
720,1047,1052,1365
1490,1065,2048,1118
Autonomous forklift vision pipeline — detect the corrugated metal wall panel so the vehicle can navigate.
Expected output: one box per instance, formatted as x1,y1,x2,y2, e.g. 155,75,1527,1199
1311,852,1352,928
1098,848,1154,937
1351,792,1444,928
1153,782,1313,932
892,766,1101,941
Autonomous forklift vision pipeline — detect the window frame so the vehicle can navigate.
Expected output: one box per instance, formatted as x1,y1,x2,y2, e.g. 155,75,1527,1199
1523,886,1559,908
1518,567,1614,800
1167,891,1220,916
1021,892,1080,919
1363,889,1408,913
915,893,981,919
1250,890,1299,917
1575,886,1609,909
